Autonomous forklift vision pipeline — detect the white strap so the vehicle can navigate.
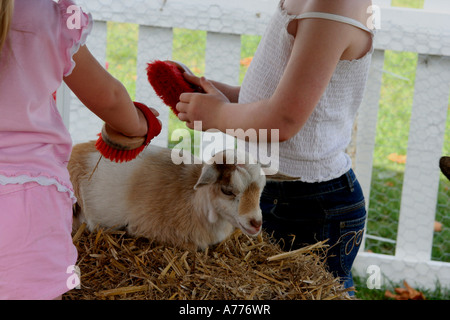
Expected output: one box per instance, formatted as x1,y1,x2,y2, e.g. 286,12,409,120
294,12,373,34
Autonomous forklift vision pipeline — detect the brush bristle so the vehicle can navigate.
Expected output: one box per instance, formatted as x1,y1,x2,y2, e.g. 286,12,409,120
95,134,146,163
146,60,196,115
94,102,162,163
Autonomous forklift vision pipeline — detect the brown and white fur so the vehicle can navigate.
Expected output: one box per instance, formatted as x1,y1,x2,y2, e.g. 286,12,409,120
68,141,266,250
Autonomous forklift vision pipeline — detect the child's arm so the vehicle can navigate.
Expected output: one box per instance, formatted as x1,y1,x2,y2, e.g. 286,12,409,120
177,18,347,142
63,45,151,137
176,4,371,142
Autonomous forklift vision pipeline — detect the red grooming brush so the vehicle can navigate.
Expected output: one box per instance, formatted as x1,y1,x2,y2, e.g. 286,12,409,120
95,101,161,163
146,60,202,116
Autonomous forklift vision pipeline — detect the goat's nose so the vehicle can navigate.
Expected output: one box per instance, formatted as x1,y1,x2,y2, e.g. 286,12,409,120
250,219,262,229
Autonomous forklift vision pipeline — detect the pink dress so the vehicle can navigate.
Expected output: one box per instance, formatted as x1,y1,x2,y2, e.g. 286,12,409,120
0,0,92,299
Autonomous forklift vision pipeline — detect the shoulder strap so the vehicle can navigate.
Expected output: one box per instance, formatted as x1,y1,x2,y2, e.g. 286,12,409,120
293,12,374,34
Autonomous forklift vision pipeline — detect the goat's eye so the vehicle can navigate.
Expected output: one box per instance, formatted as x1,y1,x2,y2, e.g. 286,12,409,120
221,187,235,197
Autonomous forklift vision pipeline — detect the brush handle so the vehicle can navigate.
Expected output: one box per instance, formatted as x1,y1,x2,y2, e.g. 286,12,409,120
164,60,194,76
100,124,145,150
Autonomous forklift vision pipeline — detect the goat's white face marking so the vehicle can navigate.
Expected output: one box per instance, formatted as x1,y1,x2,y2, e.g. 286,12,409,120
194,149,266,237
236,182,263,235
213,164,265,237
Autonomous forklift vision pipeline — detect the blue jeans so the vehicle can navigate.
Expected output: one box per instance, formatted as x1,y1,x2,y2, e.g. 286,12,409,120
260,169,366,293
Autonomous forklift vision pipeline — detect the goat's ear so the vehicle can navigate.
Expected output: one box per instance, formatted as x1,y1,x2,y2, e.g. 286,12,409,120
194,164,219,190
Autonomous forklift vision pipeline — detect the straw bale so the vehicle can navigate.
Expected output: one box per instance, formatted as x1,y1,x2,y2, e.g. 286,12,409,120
63,223,351,300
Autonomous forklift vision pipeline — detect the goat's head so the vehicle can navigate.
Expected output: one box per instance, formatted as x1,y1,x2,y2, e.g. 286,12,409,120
194,149,266,236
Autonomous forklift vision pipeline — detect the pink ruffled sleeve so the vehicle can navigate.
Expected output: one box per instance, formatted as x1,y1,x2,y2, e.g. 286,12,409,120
57,0,93,76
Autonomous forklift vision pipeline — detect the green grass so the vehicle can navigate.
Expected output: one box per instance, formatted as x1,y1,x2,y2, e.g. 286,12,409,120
106,22,139,99
392,0,424,8
103,0,449,299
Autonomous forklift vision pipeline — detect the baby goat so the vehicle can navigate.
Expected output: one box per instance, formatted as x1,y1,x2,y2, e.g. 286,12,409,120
68,142,266,250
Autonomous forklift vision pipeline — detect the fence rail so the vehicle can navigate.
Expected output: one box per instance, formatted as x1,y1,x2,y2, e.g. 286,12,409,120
58,0,450,291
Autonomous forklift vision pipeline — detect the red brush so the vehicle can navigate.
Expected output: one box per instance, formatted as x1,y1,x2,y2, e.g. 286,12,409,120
95,101,161,163
146,60,202,115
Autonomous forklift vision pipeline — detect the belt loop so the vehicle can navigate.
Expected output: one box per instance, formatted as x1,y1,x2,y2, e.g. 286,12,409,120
346,171,355,192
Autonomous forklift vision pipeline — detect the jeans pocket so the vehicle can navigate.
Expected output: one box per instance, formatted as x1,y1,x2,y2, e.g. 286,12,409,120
338,213,366,275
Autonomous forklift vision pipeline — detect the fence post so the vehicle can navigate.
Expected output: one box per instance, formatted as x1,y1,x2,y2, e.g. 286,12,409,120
373,0,392,7
201,32,241,161
424,0,450,12
354,49,385,251
395,55,450,261
136,26,174,148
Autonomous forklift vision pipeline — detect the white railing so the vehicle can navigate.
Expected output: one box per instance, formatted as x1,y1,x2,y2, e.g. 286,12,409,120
57,0,450,291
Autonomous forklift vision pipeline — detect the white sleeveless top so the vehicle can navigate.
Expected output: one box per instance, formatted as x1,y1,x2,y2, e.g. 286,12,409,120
240,1,375,182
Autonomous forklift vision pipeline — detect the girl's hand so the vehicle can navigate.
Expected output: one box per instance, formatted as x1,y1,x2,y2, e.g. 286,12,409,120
176,76,230,130
164,60,204,93
131,106,161,137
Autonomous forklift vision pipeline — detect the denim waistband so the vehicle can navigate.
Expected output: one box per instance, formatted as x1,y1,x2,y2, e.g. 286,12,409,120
264,169,357,198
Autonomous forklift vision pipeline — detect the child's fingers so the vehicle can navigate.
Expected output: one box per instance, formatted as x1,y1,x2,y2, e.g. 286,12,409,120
176,100,189,114
183,73,217,95
176,100,195,128
148,107,160,117
179,92,193,103
177,111,190,123
183,72,201,86
198,77,218,94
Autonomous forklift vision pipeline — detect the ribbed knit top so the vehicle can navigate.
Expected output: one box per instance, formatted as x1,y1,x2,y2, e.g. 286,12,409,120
239,1,374,182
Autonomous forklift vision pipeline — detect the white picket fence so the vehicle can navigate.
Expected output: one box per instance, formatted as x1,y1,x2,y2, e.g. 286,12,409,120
57,0,450,291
